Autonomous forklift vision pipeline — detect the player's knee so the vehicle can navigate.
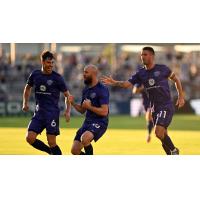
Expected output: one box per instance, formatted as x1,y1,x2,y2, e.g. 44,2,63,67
81,132,93,146
81,136,92,146
26,134,36,144
155,130,164,140
71,147,80,155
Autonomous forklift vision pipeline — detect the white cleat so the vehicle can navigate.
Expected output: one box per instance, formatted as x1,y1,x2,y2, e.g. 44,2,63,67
171,148,179,155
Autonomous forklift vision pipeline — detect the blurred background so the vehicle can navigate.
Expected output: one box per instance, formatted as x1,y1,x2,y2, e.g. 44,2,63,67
0,43,200,117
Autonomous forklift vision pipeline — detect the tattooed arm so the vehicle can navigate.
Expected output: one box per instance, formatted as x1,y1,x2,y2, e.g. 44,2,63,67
101,75,132,89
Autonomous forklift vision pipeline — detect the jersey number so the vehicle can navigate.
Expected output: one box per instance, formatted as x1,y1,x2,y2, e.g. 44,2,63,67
158,110,167,119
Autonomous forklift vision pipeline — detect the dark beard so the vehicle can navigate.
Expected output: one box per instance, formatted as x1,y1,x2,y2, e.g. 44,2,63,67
84,78,92,85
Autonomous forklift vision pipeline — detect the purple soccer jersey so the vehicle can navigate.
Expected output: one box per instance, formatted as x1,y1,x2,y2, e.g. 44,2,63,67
81,82,109,126
26,69,68,135
129,64,173,111
27,69,68,112
74,82,109,142
129,64,174,128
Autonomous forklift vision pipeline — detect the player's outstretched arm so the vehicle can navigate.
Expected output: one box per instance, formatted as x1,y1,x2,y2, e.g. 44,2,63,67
68,95,86,114
22,84,32,112
169,73,185,108
64,91,71,122
101,75,132,88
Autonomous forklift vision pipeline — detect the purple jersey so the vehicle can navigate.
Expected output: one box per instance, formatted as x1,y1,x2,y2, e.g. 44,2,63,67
27,69,68,112
129,64,173,111
81,82,109,125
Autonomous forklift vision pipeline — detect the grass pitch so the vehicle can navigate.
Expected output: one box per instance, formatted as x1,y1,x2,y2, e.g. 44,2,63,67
0,128,200,155
0,115,200,155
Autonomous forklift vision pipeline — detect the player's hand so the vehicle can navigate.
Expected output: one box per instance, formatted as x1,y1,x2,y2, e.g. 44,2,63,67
82,99,91,109
64,111,70,122
68,95,75,105
22,104,29,112
100,75,116,86
176,96,185,108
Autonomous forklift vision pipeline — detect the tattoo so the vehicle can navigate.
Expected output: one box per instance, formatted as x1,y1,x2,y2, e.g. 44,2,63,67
114,81,125,87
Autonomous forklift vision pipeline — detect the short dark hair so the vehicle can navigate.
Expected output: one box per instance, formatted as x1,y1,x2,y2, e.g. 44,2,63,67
142,46,155,55
41,51,54,61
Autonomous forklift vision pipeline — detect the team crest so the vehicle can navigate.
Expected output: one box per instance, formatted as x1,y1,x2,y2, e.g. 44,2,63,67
154,71,160,77
40,85,46,91
47,80,53,86
148,79,155,86
90,92,96,99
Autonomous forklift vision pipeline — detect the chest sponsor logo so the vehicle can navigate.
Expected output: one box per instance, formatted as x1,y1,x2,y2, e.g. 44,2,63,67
47,80,53,86
90,92,96,99
40,85,46,91
154,71,160,77
148,78,155,86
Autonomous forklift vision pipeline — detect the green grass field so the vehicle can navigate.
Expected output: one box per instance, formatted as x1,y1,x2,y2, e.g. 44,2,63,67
0,114,200,155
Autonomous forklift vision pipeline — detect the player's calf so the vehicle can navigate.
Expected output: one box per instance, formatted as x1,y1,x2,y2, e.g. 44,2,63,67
47,134,62,155
155,126,178,155
162,144,171,155
81,132,94,155
26,131,51,154
71,141,84,155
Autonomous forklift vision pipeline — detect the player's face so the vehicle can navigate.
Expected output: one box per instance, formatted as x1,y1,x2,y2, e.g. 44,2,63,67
141,50,154,66
42,58,54,74
83,68,93,85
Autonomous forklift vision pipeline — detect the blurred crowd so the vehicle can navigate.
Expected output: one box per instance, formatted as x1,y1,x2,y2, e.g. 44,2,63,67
1,46,200,104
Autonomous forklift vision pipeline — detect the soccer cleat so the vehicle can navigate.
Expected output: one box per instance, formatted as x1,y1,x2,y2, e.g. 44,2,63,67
171,148,179,155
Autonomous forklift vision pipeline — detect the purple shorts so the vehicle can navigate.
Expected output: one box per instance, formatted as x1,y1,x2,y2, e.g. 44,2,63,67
152,105,174,129
74,121,107,142
28,111,60,135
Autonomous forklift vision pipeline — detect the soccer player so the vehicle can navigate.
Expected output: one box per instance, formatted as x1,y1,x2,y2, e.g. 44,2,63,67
69,64,109,155
101,46,185,155
22,51,71,155
132,83,153,143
